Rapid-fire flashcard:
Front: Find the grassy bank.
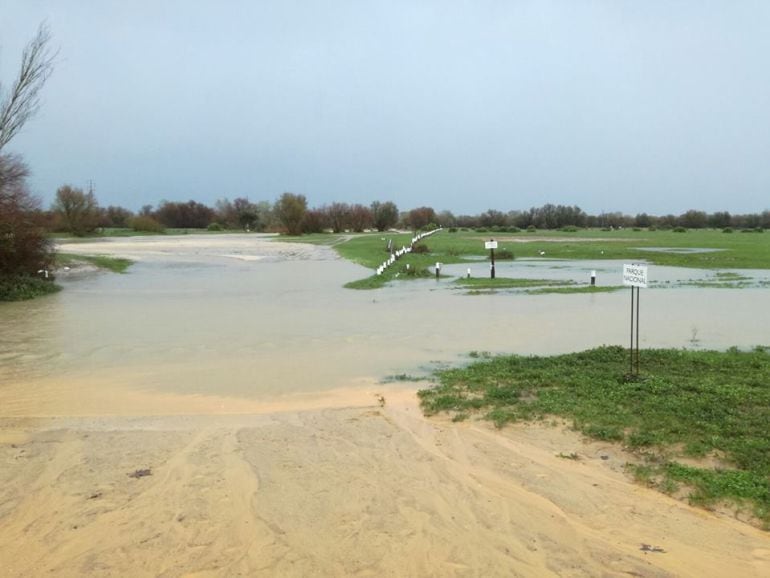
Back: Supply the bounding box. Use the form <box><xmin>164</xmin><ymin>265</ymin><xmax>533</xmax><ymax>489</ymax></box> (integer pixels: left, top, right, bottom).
<box><xmin>0</xmin><ymin>275</ymin><xmax>61</xmax><ymax>301</ymax></box>
<box><xmin>418</xmin><ymin>346</ymin><xmax>770</xmax><ymax>526</ymax></box>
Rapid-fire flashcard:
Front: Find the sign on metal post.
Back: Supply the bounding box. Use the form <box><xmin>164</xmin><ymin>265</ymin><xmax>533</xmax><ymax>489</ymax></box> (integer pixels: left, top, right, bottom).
<box><xmin>622</xmin><ymin>264</ymin><xmax>648</xmax><ymax>288</ymax></box>
<box><xmin>623</xmin><ymin>264</ymin><xmax>647</xmax><ymax>376</ymax></box>
<box><xmin>485</xmin><ymin>240</ymin><xmax>497</xmax><ymax>278</ymax></box>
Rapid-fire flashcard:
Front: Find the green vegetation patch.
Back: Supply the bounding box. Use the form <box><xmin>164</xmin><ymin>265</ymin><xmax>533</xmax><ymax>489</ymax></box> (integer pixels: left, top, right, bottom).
<box><xmin>56</xmin><ymin>253</ymin><xmax>133</xmax><ymax>273</ymax></box>
<box><xmin>0</xmin><ymin>275</ymin><xmax>61</xmax><ymax>301</ymax></box>
<box><xmin>344</xmin><ymin>262</ymin><xmax>435</xmax><ymax>290</ymax></box>
<box><xmin>674</xmin><ymin>270</ymin><xmax>762</xmax><ymax>289</ymax></box>
<box><xmin>418</xmin><ymin>345</ymin><xmax>770</xmax><ymax>525</ymax></box>
<box><xmin>287</xmin><ymin>228</ymin><xmax>770</xmax><ymax>289</ymax></box>
<box><xmin>455</xmin><ymin>278</ymin><xmax>574</xmax><ymax>290</ymax></box>
<box><xmin>525</xmin><ymin>285</ymin><xmax>625</xmax><ymax>295</ymax></box>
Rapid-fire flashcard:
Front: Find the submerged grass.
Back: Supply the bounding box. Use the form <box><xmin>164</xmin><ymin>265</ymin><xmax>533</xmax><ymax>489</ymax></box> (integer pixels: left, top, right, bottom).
<box><xmin>525</xmin><ymin>285</ymin><xmax>625</xmax><ymax>295</ymax></box>
<box><xmin>418</xmin><ymin>345</ymin><xmax>770</xmax><ymax>525</ymax></box>
<box><xmin>454</xmin><ymin>278</ymin><xmax>575</xmax><ymax>289</ymax></box>
<box><xmin>56</xmin><ymin>253</ymin><xmax>133</xmax><ymax>273</ymax></box>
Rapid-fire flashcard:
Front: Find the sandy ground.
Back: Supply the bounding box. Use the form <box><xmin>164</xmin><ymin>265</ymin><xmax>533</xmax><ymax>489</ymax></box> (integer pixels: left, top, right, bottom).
<box><xmin>1</xmin><ymin>387</ymin><xmax>769</xmax><ymax>578</ymax></box>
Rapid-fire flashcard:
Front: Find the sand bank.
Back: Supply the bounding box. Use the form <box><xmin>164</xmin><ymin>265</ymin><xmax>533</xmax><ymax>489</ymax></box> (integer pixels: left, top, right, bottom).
<box><xmin>1</xmin><ymin>387</ymin><xmax>768</xmax><ymax>577</ymax></box>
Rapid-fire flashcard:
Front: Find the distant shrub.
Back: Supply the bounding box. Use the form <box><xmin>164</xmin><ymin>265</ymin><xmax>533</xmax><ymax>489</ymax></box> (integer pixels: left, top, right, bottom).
<box><xmin>601</xmin><ymin>227</ymin><xmax>612</xmax><ymax>232</ymax></box>
<box><xmin>560</xmin><ymin>226</ymin><xmax>579</xmax><ymax>232</ymax></box>
<box><xmin>475</xmin><ymin>227</ymin><xmax>488</xmax><ymax>233</ymax></box>
<box><xmin>130</xmin><ymin>215</ymin><xmax>165</xmax><ymax>233</ymax></box>
<box><xmin>495</xmin><ymin>248</ymin><xmax>515</xmax><ymax>260</ymax></box>
<box><xmin>741</xmin><ymin>227</ymin><xmax>764</xmax><ymax>233</ymax></box>
<box><xmin>648</xmin><ymin>226</ymin><xmax>657</xmax><ymax>231</ymax></box>
<box><xmin>673</xmin><ymin>226</ymin><xmax>687</xmax><ymax>233</ymax></box>
<box><xmin>526</xmin><ymin>225</ymin><xmax>536</xmax><ymax>232</ymax></box>
<box><xmin>506</xmin><ymin>226</ymin><xmax>521</xmax><ymax>233</ymax></box>
<box><xmin>632</xmin><ymin>227</ymin><xmax>642</xmax><ymax>232</ymax></box>
<box><xmin>448</xmin><ymin>227</ymin><xmax>458</xmax><ymax>233</ymax></box>
<box><xmin>412</xmin><ymin>243</ymin><xmax>430</xmax><ymax>254</ymax></box>
<box><xmin>723</xmin><ymin>227</ymin><xmax>734</xmax><ymax>234</ymax></box>
<box><xmin>207</xmin><ymin>222</ymin><xmax>223</xmax><ymax>231</ymax></box>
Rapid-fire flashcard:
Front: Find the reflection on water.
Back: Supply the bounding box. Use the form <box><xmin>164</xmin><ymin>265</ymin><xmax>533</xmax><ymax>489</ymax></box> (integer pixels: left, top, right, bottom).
<box><xmin>1</xmin><ymin>235</ymin><xmax>768</xmax><ymax>413</ymax></box>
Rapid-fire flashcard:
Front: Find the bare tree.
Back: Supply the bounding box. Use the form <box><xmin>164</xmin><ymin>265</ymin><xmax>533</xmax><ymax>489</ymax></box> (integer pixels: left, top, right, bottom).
<box><xmin>0</xmin><ymin>23</ymin><xmax>56</xmax><ymax>153</ymax></box>
<box><xmin>53</xmin><ymin>185</ymin><xmax>100</xmax><ymax>236</ymax></box>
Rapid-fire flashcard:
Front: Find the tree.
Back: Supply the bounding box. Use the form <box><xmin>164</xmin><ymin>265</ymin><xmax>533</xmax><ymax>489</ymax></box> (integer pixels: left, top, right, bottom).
<box><xmin>479</xmin><ymin>209</ymin><xmax>507</xmax><ymax>228</ymax></box>
<box><xmin>0</xmin><ymin>154</ymin><xmax>53</xmax><ymax>276</ymax></box>
<box><xmin>232</xmin><ymin>197</ymin><xmax>259</xmax><ymax>230</ymax></box>
<box><xmin>301</xmin><ymin>208</ymin><xmax>328</xmax><ymax>234</ymax></box>
<box><xmin>102</xmin><ymin>205</ymin><xmax>134</xmax><ymax>227</ymax></box>
<box><xmin>371</xmin><ymin>201</ymin><xmax>399</xmax><ymax>231</ymax></box>
<box><xmin>155</xmin><ymin>200</ymin><xmax>215</xmax><ymax>228</ymax></box>
<box><xmin>0</xmin><ymin>24</ymin><xmax>56</xmax><ymax>153</ymax></box>
<box><xmin>348</xmin><ymin>204</ymin><xmax>373</xmax><ymax>232</ymax></box>
<box><xmin>53</xmin><ymin>184</ymin><xmax>100</xmax><ymax>236</ymax></box>
<box><xmin>274</xmin><ymin>192</ymin><xmax>307</xmax><ymax>235</ymax></box>
<box><xmin>406</xmin><ymin>206</ymin><xmax>436</xmax><ymax>231</ymax></box>
<box><xmin>708</xmin><ymin>211</ymin><xmax>732</xmax><ymax>229</ymax></box>
<box><xmin>678</xmin><ymin>209</ymin><xmax>708</xmax><ymax>229</ymax></box>
<box><xmin>215</xmin><ymin>197</ymin><xmax>259</xmax><ymax>230</ymax></box>
<box><xmin>325</xmin><ymin>202</ymin><xmax>351</xmax><ymax>233</ymax></box>
<box><xmin>0</xmin><ymin>24</ymin><xmax>56</xmax><ymax>295</ymax></box>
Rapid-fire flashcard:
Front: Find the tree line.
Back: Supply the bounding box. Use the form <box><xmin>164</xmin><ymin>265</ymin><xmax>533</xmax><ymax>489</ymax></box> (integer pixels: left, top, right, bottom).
<box><xmin>39</xmin><ymin>189</ymin><xmax>770</xmax><ymax>237</ymax></box>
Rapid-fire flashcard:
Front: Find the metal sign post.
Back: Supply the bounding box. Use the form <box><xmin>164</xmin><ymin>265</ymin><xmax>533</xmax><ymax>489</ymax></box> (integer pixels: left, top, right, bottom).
<box><xmin>622</xmin><ymin>264</ymin><xmax>648</xmax><ymax>376</ymax></box>
<box><xmin>485</xmin><ymin>240</ymin><xmax>497</xmax><ymax>279</ymax></box>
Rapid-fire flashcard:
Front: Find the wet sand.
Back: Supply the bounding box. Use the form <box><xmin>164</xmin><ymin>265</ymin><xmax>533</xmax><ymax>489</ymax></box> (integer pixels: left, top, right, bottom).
<box><xmin>2</xmin><ymin>235</ymin><xmax>769</xmax><ymax>576</ymax></box>
<box><xmin>1</xmin><ymin>388</ymin><xmax>769</xmax><ymax>577</ymax></box>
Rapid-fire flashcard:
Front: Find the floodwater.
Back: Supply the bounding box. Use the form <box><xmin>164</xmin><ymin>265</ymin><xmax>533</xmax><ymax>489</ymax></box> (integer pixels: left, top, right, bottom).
<box><xmin>1</xmin><ymin>234</ymin><xmax>768</xmax><ymax>415</ymax></box>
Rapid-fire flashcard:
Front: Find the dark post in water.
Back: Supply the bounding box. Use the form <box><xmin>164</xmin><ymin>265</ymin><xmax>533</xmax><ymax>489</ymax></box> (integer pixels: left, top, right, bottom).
<box><xmin>489</xmin><ymin>239</ymin><xmax>496</xmax><ymax>279</ymax></box>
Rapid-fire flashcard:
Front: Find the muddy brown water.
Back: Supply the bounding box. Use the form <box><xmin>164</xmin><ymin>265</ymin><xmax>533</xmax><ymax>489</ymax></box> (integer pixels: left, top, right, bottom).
<box><xmin>1</xmin><ymin>234</ymin><xmax>767</xmax><ymax>415</ymax></box>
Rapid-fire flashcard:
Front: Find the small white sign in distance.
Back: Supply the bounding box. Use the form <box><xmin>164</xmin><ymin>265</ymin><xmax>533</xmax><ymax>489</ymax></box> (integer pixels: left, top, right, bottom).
<box><xmin>485</xmin><ymin>241</ymin><xmax>498</xmax><ymax>250</ymax></box>
<box><xmin>623</xmin><ymin>264</ymin><xmax>648</xmax><ymax>288</ymax></box>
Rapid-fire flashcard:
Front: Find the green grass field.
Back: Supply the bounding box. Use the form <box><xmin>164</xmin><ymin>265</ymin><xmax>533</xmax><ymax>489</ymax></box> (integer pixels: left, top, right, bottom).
<box><xmin>418</xmin><ymin>345</ymin><xmax>770</xmax><ymax>527</ymax></box>
<box><xmin>290</xmin><ymin>227</ymin><xmax>770</xmax><ymax>289</ymax></box>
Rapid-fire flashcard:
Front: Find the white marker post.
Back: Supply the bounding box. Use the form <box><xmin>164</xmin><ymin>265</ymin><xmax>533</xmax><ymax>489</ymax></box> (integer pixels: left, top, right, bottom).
<box><xmin>485</xmin><ymin>240</ymin><xmax>498</xmax><ymax>279</ymax></box>
<box><xmin>622</xmin><ymin>264</ymin><xmax>648</xmax><ymax>376</ymax></box>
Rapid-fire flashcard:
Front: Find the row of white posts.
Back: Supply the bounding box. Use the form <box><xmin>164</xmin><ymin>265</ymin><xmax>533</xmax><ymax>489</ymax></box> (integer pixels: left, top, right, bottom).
<box><xmin>375</xmin><ymin>228</ymin><xmax>443</xmax><ymax>276</ymax></box>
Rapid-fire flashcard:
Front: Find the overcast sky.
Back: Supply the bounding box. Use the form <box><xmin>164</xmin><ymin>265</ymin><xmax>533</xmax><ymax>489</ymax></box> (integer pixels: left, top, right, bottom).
<box><xmin>2</xmin><ymin>1</ymin><xmax>769</xmax><ymax>215</ymax></box>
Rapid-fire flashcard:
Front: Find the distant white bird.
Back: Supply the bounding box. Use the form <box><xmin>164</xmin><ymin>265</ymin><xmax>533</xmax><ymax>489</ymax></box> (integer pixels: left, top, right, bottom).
<box><xmin>539</xmin><ymin>250</ymin><xmax>546</xmax><ymax>256</ymax></box>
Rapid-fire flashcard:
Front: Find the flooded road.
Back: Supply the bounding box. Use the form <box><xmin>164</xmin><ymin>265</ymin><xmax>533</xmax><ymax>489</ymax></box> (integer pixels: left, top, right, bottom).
<box><xmin>1</xmin><ymin>234</ymin><xmax>767</xmax><ymax>415</ymax></box>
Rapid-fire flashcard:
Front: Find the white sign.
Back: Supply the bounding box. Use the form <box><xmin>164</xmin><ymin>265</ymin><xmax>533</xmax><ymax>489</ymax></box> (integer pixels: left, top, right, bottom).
<box><xmin>623</xmin><ymin>264</ymin><xmax>648</xmax><ymax>288</ymax></box>
<box><xmin>485</xmin><ymin>241</ymin><xmax>498</xmax><ymax>250</ymax></box>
